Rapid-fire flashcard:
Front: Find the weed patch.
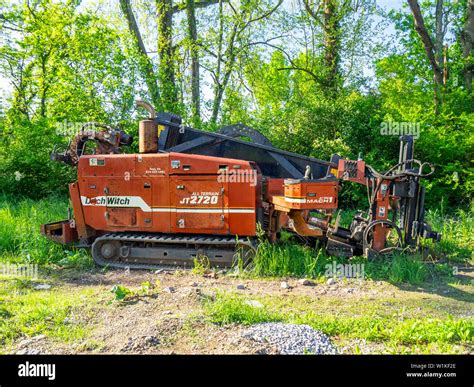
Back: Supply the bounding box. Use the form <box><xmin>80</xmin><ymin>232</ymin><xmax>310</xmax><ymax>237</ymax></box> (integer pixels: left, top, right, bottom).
<box><xmin>0</xmin><ymin>276</ymin><xmax>93</xmax><ymax>349</ymax></box>
<box><xmin>204</xmin><ymin>293</ymin><xmax>282</xmax><ymax>325</ymax></box>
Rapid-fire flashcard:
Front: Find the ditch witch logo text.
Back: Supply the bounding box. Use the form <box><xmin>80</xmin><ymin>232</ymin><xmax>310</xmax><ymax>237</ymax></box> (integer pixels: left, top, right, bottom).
<box><xmin>18</xmin><ymin>362</ymin><xmax>56</xmax><ymax>381</ymax></box>
<box><xmin>84</xmin><ymin>196</ymin><xmax>131</xmax><ymax>206</ymax></box>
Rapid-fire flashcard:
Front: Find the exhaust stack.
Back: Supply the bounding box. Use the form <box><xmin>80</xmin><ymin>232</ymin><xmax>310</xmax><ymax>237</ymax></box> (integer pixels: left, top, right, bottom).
<box><xmin>136</xmin><ymin>100</ymin><xmax>158</xmax><ymax>153</ymax></box>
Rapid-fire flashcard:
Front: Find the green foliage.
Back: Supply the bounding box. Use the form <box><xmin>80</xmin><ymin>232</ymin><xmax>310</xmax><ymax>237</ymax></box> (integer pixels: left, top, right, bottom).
<box><xmin>220</xmin><ymin>1</ymin><xmax>472</xmax><ymax>209</ymax></box>
<box><xmin>415</xmin><ymin>113</ymin><xmax>474</xmax><ymax>207</ymax></box>
<box><xmin>0</xmin><ymin>194</ymin><xmax>83</xmax><ymax>265</ymax></box>
<box><xmin>250</xmin><ymin>239</ymin><xmax>459</xmax><ymax>286</ymax></box>
<box><xmin>110</xmin><ymin>280</ymin><xmax>162</xmax><ymax>301</ymax></box>
<box><xmin>0</xmin><ymin>119</ymin><xmax>75</xmax><ymax>198</ymax></box>
<box><xmin>391</xmin><ymin>317</ymin><xmax>473</xmax><ymax>345</ymax></box>
<box><xmin>297</xmin><ymin>313</ymin><xmax>473</xmax><ymax>345</ymax></box>
<box><xmin>0</xmin><ymin>0</ymin><xmax>471</xmax><ymax>208</ymax></box>
<box><xmin>371</xmin><ymin>2</ymin><xmax>474</xmax><ymax>207</ymax></box>
<box><xmin>0</xmin><ymin>1</ymin><xmax>471</xmax><ymax>285</ymax></box>
<box><xmin>192</xmin><ymin>255</ymin><xmax>212</xmax><ymax>275</ymax></box>
<box><xmin>110</xmin><ymin>285</ymin><xmax>132</xmax><ymax>301</ymax></box>
<box><xmin>0</xmin><ymin>0</ymin><xmax>141</xmax><ymax>198</ymax></box>
<box><xmin>231</xmin><ymin>46</ymin><xmax>473</xmax><ymax>207</ymax></box>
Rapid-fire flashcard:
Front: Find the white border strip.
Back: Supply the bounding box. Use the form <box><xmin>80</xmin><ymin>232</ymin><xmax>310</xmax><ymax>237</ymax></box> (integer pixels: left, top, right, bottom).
<box><xmin>81</xmin><ymin>196</ymin><xmax>254</xmax><ymax>214</ymax></box>
<box><xmin>285</xmin><ymin>197</ymin><xmax>307</xmax><ymax>203</ymax></box>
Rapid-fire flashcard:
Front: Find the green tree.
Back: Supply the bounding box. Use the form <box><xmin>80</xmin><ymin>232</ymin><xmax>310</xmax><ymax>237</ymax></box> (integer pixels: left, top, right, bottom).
<box><xmin>0</xmin><ymin>0</ymin><xmax>140</xmax><ymax>197</ymax></box>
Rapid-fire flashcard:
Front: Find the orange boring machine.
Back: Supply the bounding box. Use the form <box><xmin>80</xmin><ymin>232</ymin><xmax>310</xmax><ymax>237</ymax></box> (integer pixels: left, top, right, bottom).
<box><xmin>41</xmin><ymin>101</ymin><xmax>440</xmax><ymax>269</ymax></box>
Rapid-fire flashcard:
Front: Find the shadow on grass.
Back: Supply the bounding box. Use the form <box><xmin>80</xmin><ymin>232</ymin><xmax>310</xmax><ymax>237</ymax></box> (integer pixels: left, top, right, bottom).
<box><xmin>383</xmin><ymin>262</ymin><xmax>473</xmax><ymax>303</ymax></box>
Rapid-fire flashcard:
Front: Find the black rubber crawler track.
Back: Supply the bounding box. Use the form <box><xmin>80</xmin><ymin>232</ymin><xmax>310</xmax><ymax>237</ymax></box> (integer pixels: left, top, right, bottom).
<box><xmin>91</xmin><ymin>232</ymin><xmax>256</xmax><ymax>270</ymax></box>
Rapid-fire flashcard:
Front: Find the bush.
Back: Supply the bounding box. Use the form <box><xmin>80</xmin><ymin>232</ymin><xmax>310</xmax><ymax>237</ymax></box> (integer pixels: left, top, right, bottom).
<box><xmin>0</xmin><ymin>119</ymin><xmax>75</xmax><ymax>199</ymax></box>
<box><xmin>0</xmin><ymin>194</ymin><xmax>75</xmax><ymax>265</ymax></box>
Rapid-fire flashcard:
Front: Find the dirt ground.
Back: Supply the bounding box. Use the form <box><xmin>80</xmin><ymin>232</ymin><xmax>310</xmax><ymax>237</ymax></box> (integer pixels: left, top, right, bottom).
<box><xmin>8</xmin><ymin>267</ymin><xmax>474</xmax><ymax>355</ymax></box>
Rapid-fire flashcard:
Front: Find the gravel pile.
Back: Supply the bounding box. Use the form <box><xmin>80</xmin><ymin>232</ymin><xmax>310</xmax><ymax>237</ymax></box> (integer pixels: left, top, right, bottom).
<box><xmin>121</xmin><ymin>335</ymin><xmax>160</xmax><ymax>352</ymax></box>
<box><xmin>242</xmin><ymin>323</ymin><xmax>337</xmax><ymax>355</ymax></box>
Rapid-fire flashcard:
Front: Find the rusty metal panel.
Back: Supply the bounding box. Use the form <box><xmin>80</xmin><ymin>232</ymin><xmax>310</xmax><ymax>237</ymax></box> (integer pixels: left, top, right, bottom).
<box><xmin>40</xmin><ymin>220</ymin><xmax>78</xmax><ymax>244</ymax></box>
<box><xmin>170</xmin><ymin>176</ymin><xmax>226</xmax><ymax>231</ymax></box>
<box><xmin>106</xmin><ymin>208</ymin><xmax>137</xmax><ymax>227</ymax></box>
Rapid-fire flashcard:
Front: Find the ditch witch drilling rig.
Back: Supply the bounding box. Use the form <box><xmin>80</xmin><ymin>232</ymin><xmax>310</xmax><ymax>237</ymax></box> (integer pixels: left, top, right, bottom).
<box><xmin>41</xmin><ymin>101</ymin><xmax>440</xmax><ymax>269</ymax></box>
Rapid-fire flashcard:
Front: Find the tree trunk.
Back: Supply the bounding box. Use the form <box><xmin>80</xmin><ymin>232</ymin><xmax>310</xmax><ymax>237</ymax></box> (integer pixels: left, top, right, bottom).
<box><xmin>119</xmin><ymin>0</ymin><xmax>162</xmax><ymax>109</ymax></box>
<box><xmin>185</xmin><ymin>0</ymin><xmax>201</xmax><ymax>125</ymax></box>
<box><xmin>303</xmin><ymin>0</ymin><xmax>339</xmax><ymax>94</ymax></box>
<box><xmin>211</xmin><ymin>19</ymin><xmax>238</xmax><ymax>125</ymax></box>
<box><xmin>210</xmin><ymin>0</ymin><xmax>225</xmax><ymax>125</ymax></box>
<box><xmin>443</xmin><ymin>43</ymin><xmax>448</xmax><ymax>86</ymax></box>
<box><xmin>407</xmin><ymin>0</ymin><xmax>444</xmax><ymax>112</ymax></box>
<box><xmin>323</xmin><ymin>0</ymin><xmax>339</xmax><ymax>94</ymax></box>
<box><xmin>461</xmin><ymin>0</ymin><xmax>474</xmax><ymax>94</ymax></box>
<box><xmin>211</xmin><ymin>84</ymin><xmax>224</xmax><ymax>125</ymax></box>
<box><xmin>157</xmin><ymin>0</ymin><xmax>178</xmax><ymax>111</ymax></box>
<box><xmin>435</xmin><ymin>0</ymin><xmax>444</xmax><ymax>86</ymax></box>
<box><xmin>39</xmin><ymin>51</ymin><xmax>48</xmax><ymax>118</ymax></box>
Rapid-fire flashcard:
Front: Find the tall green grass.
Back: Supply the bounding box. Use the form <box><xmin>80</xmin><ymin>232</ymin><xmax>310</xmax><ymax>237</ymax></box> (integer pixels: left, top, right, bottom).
<box><xmin>364</xmin><ymin>252</ymin><xmax>459</xmax><ymax>285</ymax></box>
<box><xmin>364</xmin><ymin>253</ymin><xmax>429</xmax><ymax>284</ymax></box>
<box><xmin>0</xmin><ymin>195</ymin><xmax>90</xmax><ymax>266</ymax></box>
<box><xmin>249</xmin><ymin>240</ymin><xmax>338</xmax><ymax>278</ymax></box>
<box><xmin>425</xmin><ymin>208</ymin><xmax>473</xmax><ymax>263</ymax></box>
<box><xmin>248</xmin><ymin>239</ymin><xmax>453</xmax><ymax>285</ymax></box>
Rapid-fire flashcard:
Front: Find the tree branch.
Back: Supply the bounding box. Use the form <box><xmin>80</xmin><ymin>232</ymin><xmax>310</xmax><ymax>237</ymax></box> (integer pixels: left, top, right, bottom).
<box><xmin>172</xmin><ymin>0</ymin><xmax>227</xmax><ymax>13</ymax></box>
<box><xmin>407</xmin><ymin>0</ymin><xmax>443</xmax><ymax>84</ymax></box>
<box><xmin>302</xmin><ymin>0</ymin><xmax>323</xmax><ymax>25</ymax></box>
